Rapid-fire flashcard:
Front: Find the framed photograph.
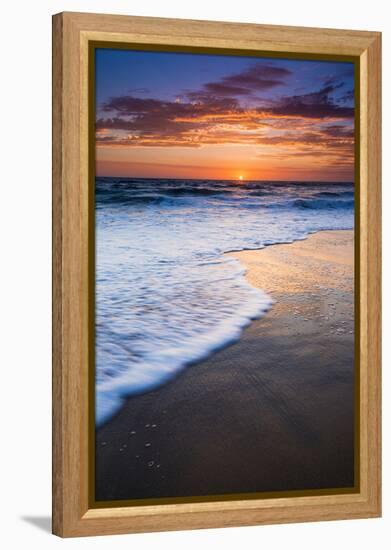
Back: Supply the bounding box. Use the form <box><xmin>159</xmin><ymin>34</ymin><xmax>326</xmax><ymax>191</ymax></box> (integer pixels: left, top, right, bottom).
<box><xmin>52</xmin><ymin>12</ymin><xmax>381</xmax><ymax>537</ymax></box>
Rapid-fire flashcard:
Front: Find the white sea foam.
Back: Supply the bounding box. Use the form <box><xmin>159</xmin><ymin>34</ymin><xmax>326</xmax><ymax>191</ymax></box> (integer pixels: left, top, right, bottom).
<box><xmin>95</xmin><ymin>179</ymin><xmax>354</xmax><ymax>426</ymax></box>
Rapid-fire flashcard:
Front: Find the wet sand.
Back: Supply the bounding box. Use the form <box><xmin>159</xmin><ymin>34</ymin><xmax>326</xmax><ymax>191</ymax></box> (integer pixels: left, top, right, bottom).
<box><xmin>95</xmin><ymin>230</ymin><xmax>355</xmax><ymax>501</ymax></box>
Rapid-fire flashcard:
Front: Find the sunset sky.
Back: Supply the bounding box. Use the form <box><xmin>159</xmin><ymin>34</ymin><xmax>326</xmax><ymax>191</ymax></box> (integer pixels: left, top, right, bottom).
<box><xmin>95</xmin><ymin>49</ymin><xmax>355</xmax><ymax>181</ymax></box>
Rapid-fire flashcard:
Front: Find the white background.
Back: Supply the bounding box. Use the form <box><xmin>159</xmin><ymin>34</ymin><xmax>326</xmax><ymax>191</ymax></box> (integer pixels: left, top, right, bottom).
<box><xmin>0</xmin><ymin>0</ymin><xmax>389</xmax><ymax>547</ymax></box>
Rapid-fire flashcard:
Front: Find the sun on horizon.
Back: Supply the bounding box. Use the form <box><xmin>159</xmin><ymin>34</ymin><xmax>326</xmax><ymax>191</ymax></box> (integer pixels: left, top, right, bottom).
<box><xmin>95</xmin><ymin>49</ymin><xmax>355</xmax><ymax>182</ymax></box>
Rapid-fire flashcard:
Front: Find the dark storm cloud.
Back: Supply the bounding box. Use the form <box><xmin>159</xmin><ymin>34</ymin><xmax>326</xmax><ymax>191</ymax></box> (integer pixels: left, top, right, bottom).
<box><xmin>97</xmin><ymin>66</ymin><xmax>354</xmax><ymax>148</ymax></box>
<box><xmin>187</xmin><ymin>63</ymin><xmax>292</xmax><ymax>100</ymax></box>
<box><xmin>264</xmin><ymin>83</ymin><xmax>354</xmax><ymax>119</ymax></box>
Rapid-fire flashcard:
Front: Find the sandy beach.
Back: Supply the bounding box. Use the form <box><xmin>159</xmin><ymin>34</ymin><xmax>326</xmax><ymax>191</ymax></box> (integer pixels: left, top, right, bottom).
<box><xmin>95</xmin><ymin>229</ymin><xmax>355</xmax><ymax>501</ymax></box>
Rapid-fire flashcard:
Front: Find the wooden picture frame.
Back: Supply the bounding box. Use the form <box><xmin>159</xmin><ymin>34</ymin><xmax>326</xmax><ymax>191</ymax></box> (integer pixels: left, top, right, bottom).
<box><xmin>52</xmin><ymin>11</ymin><xmax>381</xmax><ymax>537</ymax></box>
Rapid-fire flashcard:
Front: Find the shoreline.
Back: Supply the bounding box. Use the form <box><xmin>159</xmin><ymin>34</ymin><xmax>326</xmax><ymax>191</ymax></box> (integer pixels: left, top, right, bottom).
<box><xmin>96</xmin><ymin>229</ymin><xmax>355</xmax><ymax>501</ymax></box>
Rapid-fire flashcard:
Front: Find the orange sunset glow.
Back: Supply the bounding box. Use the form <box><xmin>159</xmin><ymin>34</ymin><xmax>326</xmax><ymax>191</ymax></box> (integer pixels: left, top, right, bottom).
<box><xmin>95</xmin><ymin>50</ymin><xmax>355</xmax><ymax>182</ymax></box>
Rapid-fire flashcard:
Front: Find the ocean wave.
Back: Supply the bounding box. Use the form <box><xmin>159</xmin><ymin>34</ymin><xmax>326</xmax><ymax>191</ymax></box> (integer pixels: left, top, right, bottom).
<box><xmin>96</xmin><ymin>280</ymin><xmax>273</xmax><ymax>426</ymax></box>
<box><xmin>315</xmin><ymin>190</ymin><xmax>354</xmax><ymax>198</ymax></box>
<box><xmin>293</xmin><ymin>198</ymin><xmax>354</xmax><ymax>210</ymax></box>
<box><xmin>95</xmin><ymin>178</ymin><xmax>354</xmax><ymax>426</ymax></box>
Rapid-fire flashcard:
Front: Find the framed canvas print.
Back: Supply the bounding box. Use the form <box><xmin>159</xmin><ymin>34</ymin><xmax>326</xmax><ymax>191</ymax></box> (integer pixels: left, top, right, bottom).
<box><xmin>52</xmin><ymin>12</ymin><xmax>381</xmax><ymax>537</ymax></box>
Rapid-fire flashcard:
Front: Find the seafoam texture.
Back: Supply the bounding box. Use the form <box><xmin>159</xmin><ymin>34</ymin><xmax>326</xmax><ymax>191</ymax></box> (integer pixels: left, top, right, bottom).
<box><xmin>95</xmin><ymin>179</ymin><xmax>354</xmax><ymax>425</ymax></box>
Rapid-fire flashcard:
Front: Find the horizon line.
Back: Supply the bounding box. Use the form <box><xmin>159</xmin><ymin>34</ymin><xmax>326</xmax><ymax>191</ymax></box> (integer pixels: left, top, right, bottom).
<box><xmin>95</xmin><ymin>175</ymin><xmax>354</xmax><ymax>184</ymax></box>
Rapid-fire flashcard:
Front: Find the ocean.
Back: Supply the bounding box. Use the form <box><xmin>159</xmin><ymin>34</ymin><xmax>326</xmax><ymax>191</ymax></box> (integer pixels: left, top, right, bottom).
<box><xmin>95</xmin><ymin>178</ymin><xmax>354</xmax><ymax>425</ymax></box>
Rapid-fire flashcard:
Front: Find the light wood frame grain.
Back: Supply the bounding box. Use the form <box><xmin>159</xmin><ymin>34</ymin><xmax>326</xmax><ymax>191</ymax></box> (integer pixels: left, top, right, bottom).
<box><xmin>52</xmin><ymin>11</ymin><xmax>381</xmax><ymax>537</ymax></box>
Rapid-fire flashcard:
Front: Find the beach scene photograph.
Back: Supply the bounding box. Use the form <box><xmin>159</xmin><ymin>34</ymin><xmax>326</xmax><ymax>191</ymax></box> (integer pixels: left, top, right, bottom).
<box><xmin>94</xmin><ymin>47</ymin><xmax>356</xmax><ymax>502</ymax></box>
